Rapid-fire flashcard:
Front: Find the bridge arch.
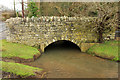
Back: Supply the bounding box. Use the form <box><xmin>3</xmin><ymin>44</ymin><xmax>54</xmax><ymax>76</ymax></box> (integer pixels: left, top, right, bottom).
<box><xmin>40</xmin><ymin>38</ymin><xmax>81</xmax><ymax>52</ymax></box>
<box><xmin>44</xmin><ymin>40</ymin><xmax>81</xmax><ymax>52</ymax></box>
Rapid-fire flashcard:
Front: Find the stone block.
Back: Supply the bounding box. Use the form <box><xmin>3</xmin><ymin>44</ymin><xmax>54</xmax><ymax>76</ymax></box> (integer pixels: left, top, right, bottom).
<box><xmin>81</xmin><ymin>43</ymin><xmax>99</xmax><ymax>52</ymax></box>
<box><xmin>116</xmin><ymin>37</ymin><xmax>120</xmax><ymax>41</ymax></box>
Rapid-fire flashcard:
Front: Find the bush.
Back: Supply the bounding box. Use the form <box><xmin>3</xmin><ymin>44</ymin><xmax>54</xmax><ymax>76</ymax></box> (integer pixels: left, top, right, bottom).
<box><xmin>27</xmin><ymin>1</ymin><xmax>39</xmax><ymax>18</ymax></box>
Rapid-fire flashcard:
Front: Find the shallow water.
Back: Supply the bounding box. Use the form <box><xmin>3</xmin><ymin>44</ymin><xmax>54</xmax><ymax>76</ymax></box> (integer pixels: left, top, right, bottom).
<box><xmin>24</xmin><ymin>50</ymin><xmax>118</xmax><ymax>78</ymax></box>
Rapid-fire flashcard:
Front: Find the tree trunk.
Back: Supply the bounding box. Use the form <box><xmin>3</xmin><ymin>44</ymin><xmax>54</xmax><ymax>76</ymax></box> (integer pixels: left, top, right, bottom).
<box><xmin>14</xmin><ymin>0</ymin><xmax>16</xmax><ymax>16</ymax></box>
<box><xmin>22</xmin><ymin>0</ymin><xmax>24</xmax><ymax>18</ymax></box>
<box><xmin>98</xmin><ymin>30</ymin><xmax>103</xmax><ymax>43</ymax></box>
<box><xmin>97</xmin><ymin>22</ymin><xmax>104</xmax><ymax>43</ymax></box>
<box><xmin>97</xmin><ymin>25</ymin><xmax>103</xmax><ymax>43</ymax></box>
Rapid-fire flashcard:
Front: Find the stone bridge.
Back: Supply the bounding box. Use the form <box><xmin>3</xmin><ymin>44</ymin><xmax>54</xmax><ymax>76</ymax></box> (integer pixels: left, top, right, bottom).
<box><xmin>5</xmin><ymin>16</ymin><xmax>114</xmax><ymax>52</ymax></box>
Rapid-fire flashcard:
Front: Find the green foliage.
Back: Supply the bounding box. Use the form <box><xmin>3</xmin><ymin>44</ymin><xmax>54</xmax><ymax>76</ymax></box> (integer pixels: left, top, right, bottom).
<box><xmin>27</xmin><ymin>1</ymin><xmax>39</xmax><ymax>18</ymax></box>
<box><xmin>1</xmin><ymin>61</ymin><xmax>43</xmax><ymax>77</ymax></box>
<box><xmin>1</xmin><ymin>39</ymin><xmax>40</xmax><ymax>59</ymax></box>
<box><xmin>87</xmin><ymin>40</ymin><xmax>119</xmax><ymax>61</ymax></box>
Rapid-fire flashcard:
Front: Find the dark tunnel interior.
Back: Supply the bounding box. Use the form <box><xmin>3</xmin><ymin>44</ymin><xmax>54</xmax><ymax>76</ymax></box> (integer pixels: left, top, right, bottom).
<box><xmin>44</xmin><ymin>40</ymin><xmax>81</xmax><ymax>52</ymax></box>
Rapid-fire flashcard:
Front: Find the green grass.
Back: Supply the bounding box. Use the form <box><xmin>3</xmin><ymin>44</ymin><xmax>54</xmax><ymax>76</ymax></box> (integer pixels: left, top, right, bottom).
<box><xmin>1</xmin><ymin>61</ymin><xmax>43</xmax><ymax>77</ymax></box>
<box><xmin>87</xmin><ymin>40</ymin><xmax>119</xmax><ymax>61</ymax></box>
<box><xmin>1</xmin><ymin>40</ymin><xmax>40</xmax><ymax>59</ymax></box>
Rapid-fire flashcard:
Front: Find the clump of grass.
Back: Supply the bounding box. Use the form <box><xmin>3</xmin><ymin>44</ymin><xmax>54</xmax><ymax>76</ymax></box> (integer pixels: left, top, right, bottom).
<box><xmin>87</xmin><ymin>40</ymin><xmax>119</xmax><ymax>61</ymax></box>
<box><xmin>1</xmin><ymin>61</ymin><xmax>43</xmax><ymax>77</ymax></box>
<box><xmin>1</xmin><ymin>40</ymin><xmax>40</xmax><ymax>59</ymax></box>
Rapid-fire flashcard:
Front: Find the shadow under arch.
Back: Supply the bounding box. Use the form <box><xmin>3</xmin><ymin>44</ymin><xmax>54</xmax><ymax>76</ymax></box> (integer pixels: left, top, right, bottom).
<box><xmin>44</xmin><ymin>40</ymin><xmax>81</xmax><ymax>52</ymax></box>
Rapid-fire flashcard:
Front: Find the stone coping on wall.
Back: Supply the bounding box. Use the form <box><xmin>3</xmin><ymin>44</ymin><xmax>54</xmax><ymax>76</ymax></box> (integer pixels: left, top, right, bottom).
<box><xmin>5</xmin><ymin>16</ymin><xmax>97</xmax><ymax>23</ymax></box>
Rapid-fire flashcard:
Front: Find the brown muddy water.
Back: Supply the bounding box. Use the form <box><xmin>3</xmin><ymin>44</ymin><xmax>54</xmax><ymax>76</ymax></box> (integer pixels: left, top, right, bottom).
<box><xmin>24</xmin><ymin>50</ymin><xmax>118</xmax><ymax>78</ymax></box>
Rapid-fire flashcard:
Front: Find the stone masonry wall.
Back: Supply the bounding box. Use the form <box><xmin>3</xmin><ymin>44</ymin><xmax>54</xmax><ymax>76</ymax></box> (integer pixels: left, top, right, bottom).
<box><xmin>5</xmin><ymin>16</ymin><xmax>115</xmax><ymax>52</ymax></box>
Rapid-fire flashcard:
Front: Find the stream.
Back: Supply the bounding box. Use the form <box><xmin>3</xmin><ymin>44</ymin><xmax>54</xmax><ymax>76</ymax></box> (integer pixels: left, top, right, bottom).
<box><xmin>24</xmin><ymin>50</ymin><xmax>118</xmax><ymax>78</ymax></box>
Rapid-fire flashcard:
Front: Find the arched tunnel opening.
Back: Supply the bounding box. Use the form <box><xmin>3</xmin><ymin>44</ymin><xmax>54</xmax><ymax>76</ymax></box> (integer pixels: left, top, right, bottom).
<box><xmin>44</xmin><ymin>40</ymin><xmax>81</xmax><ymax>53</ymax></box>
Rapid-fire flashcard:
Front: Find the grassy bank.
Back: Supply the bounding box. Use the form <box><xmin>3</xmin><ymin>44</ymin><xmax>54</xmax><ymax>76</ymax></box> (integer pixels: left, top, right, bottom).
<box><xmin>1</xmin><ymin>40</ymin><xmax>40</xmax><ymax>59</ymax></box>
<box><xmin>87</xmin><ymin>40</ymin><xmax>119</xmax><ymax>61</ymax></box>
<box><xmin>1</xmin><ymin>61</ymin><xmax>43</xmax><ymax>77</ymax></box>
